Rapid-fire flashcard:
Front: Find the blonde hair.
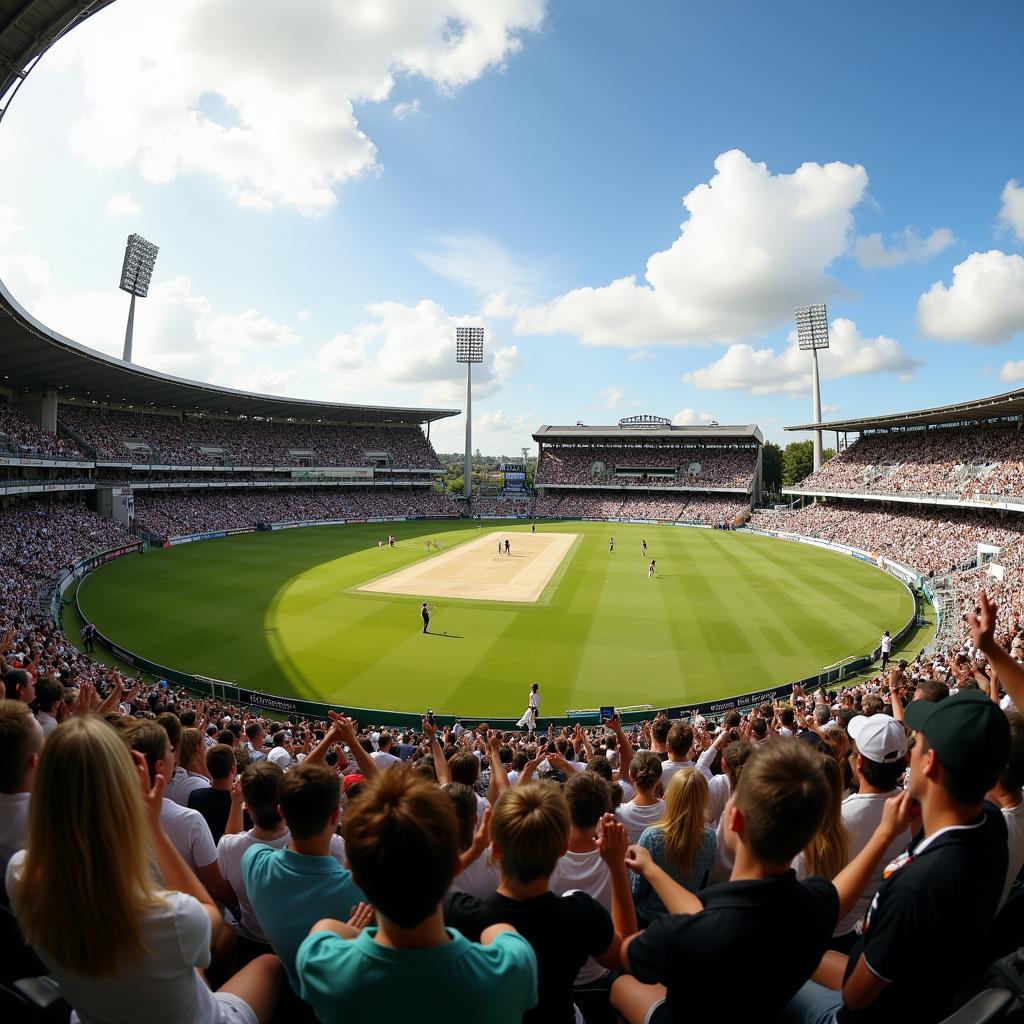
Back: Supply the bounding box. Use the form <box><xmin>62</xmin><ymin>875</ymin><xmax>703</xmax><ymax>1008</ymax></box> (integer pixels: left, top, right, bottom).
<box><xmin>178</xmin><ymin>727</ymin><xmax>205</xmax><ymax>772</ymax></box>
<box><xmin>802</xmin><ymin>754</ymin><xmax>851</xmax><ymax>879</ymax></box>
<box><xmin>13</xmin><ymin>715</ymin><xmax>161</xmax><ymax>976</ymax></box>
<box><xmin>490</xmin><ymin>783</ymin><xmax>570</xmax><ymax>884</ymax></box>
<box><xmin>655</xmin><ymin>768</ymin><xmax>708</xmax><ymax>876</ymax></box>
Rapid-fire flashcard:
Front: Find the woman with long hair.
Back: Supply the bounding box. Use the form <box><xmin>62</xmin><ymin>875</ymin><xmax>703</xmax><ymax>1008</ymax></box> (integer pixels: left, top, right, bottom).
<box><xmin>6</xmin><ymin>715</ymin><xmax>282</xmax><ymax>1024</ymax></box>
<box><xmin>616</xmin><ymin>750</ymin><xmax>665</xmax><ymax>844</ymax></box>
<box><xmin>630</xmin><ymin>767</ymin><xmax>716</xmax><ymax>925</ymax></box>
<box><xmin>794</xmin><ymin>752</ymin><xmax>852</xmax><ymax>880</ymax></box>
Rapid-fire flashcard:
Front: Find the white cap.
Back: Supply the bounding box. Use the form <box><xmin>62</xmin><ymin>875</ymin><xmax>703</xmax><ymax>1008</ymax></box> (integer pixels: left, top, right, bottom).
<box><xmin>848</xmin><ymin>714</ymin><xmax>908</xmax><ymax>764</ymax></box>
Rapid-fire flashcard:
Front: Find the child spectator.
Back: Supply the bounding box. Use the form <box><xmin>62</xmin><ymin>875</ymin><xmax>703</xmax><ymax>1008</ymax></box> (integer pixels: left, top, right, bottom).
<box><xmin>631</xmin><ymin>768</ymin><xmax>716</xmax><ymax>925</ymax></box>
<box><xmin>447</xmin><ymin>782</ymin><xmax>635</xmax><ymax>1023</ymax></box>
<box><xmin>296</xmin><ymin>770</ymin><xmax>537</xmax><ymax>1024</ymax></box>
<box><xmin>613</xmin><ymin>739</ymin><xmax>851</xmax><ymax>1022</ymax></box>
<box><xmin>242</xmin><ymin>761</ymin><xmax>363</xmax><ymax>991</ymax></box>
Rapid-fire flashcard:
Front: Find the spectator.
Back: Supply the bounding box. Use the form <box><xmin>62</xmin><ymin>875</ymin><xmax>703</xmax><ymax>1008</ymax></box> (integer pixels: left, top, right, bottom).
<box><xmin>371</xmin><ymin>732</ymin><xmax>401</xmax><ymax>769</ymax></box>
<box><xmin>793</xmin><ymin>755</ymin><xmax>851</xmax><ymax>882</ymax></box>
<box><xmin>34</xmin><ymin>676</ymin><xmax>63</xmax><ymax>736</ymax></box>
<box><xmin>616</xmin><ymin>751</ymin><xmax>665</xmax><ymax>844</ymax></box>
<box><xmin>188</xmin><ymin>743</ymin><xmax>238</xmax><ymax>844</ymax></box>
<box><xmin>4</xmin><ymin>667</ymin><xmax>35</xmax><ymax>704</ymax></box>
<box><xmin>444</xmin><ymin>782</ymin><xmax>499</xmax><ymax>900</ymax></box>
<box><xmin>0</xmin><ymin>699</ymin><xmax>42</xmax><ymax>873</ymax></box>
<box><xmin>631</xmin><ymin>768</ymin><xmax>716</xmax><ymax>926</ymax></box>
<box><xmin>266</xmin><ymin>730</ymin><xmax>293</xmax><ymax>771</ymax></box>
<box><xmin>296</xmin><ymin>770</ymin><xmax>538</xmax><ymax>1024</ymax></box>
<box><xmin>988</xmin><ymin>711</ymin><xmax>1024</xmax><ymax>911</ymax></box>
<box><xmin>6</xmin><ymin>715</ymin><xmax>282</xmax><ymax>1024</ymax></box>
<box><xmin>783</xmin><ymin>689</ymin><xmax>1011</xmax><ymax>1024</ymax></box>
<box><xmin>613</xmin><ymin>739</ymin><xmax>855</xmax><ymax>1023</ymax></box>
<box><xmin>166</xmin><ymin>726</ymin><xmax>212</xmax><ymax>806</ymax></box>
<box><xmin>242</xmin><ymin>761</ymin><xmax>363</xmax><ymax>991</ymax></box>
<box><xmin>830</xmin><ymin>715</ymin><xmax>911</xmax><ymax>949</ymax></box>
<box><xmin>660</xmin><ymin>722</ymin><xmax>713</xmax><ymax>787</ymax></box>
<box><xmin>245</xmin><ymin>721</ymin><xmax>267</xmax><ymax>762</ymax></box>
<box><xmin>126</xmin><ymin>722</ymin><xmax>234</xmax><ymax>906</ymax></box>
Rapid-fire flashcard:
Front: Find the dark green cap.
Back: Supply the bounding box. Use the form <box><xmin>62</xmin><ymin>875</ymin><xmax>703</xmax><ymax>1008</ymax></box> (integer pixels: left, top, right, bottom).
<box><xmin>905</xmin><ymin>689</ymin><xmax>1010</xmax><ymax>790</ymax></box>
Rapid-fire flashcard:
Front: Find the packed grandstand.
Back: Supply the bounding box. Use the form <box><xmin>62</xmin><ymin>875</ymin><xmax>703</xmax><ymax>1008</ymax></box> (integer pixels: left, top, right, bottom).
<box><xmin>4</xmin><ymin>5</ymin><xmax>1024</xmax><ymax>1024</ymax></box>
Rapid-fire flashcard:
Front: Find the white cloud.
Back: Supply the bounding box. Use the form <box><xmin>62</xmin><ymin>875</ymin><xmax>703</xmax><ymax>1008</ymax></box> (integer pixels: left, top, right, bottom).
<box><xmin>683</xmin><ymin>318</ymin><xmax>922</xmax><ymax>395</ymax></box>
<box><xmin>854</xmin><ymin>226</ymin><xmax>954</xmax><ymax>268</ymax></box>
<box><xmin>601</xmin><ymin>386</ymin><xmax>623</xmax><ymax>410</ymax></box>
<box><xmin>312</xmin><ymin>299</ymin><xmax>519</xmax><ymax>404</ymax></box>
<box><xmin>672</xmin><ymin>409</ymin><xmax>716</xmax><ymax>425</ymax></box>
<box><xmin>104</xmin><ymin>193</ymin><xmax>142</xmax><ymax>217</ymax></box>
<box><xmin>999</xmin><ymin>180</ymin><xmax>1024</xmax><ymax>243</ymax></box>
<box><xmin>392</xmin><ymin>99</ymin><xmax>421</xmax><ymax>120</ymax></box>
<box><xmin>0</xmin><ymin>204</ymin><xmax>18</xmax><ymax>246</ymax></box>
<box><xmin>296</xmin><ymin>309</ymin><xmax>311</xmax><ymax>321</ymax></box>
<box><xmin>999</xmin><ymin>360</ymin><xmax>1024</xmax><ymax>384</ymax></box>
<box><xmin>56</xmin><ymin>0</ymin><xmax>546</xmax><ymax>215</ymax></box>
<box><xmin>413</xmin><ymin>232</ymin><xmax>546</xmax><ymax>303</ymax></box>
<box><xmin>918</xmin><ymin>250</ymin><xmax>1024</xmax><ymax>345</ymax></box>
<box><xmin>515</xmin><ymin>149</ymin><xmax>868</xmax><ymax>347</ymax></box>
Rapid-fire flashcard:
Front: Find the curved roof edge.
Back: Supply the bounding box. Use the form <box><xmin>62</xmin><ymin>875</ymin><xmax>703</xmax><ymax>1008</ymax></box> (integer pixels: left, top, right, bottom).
<box><xmin>785</xmin><ymin>386</ymin><xmax>1024</xmax><ymax>433</ymax></box>
<box><xmin>0</xmin><ymin>0</ymin><xmax>458</xmax><ymax>426</ymax></box>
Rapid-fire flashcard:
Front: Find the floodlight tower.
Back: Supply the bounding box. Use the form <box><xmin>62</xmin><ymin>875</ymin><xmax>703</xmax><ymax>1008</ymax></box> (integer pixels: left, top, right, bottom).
<box><xmin>455</xmin><ymin>326</ymin><xmax>484</xmax><ymax>499</ymax></box>
<box><xmin>794</xmin><ymin>303</ymin><xmax>830</xmax><ymax>471</ymax></box>
<box><xmin>119</xmin><ymin>233</ymin><xmax>159</xmax><ymax>362</ymax></box>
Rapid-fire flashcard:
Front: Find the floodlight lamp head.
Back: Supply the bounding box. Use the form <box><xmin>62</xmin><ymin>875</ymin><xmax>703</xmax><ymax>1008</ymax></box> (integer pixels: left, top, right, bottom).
<box><xmin>455</xmin><ymin>325</ymin><xmax>484</xmax><ymax>364</ymax></box>
<box><xmin>794</xmin><ymin>303</ymin><xmax>830</xmax><ymax>351</ymax></box>
<box><xmin>119</xmin><ymin>233</ymin><xmax>160</xmax><ymax>297</ymax></box>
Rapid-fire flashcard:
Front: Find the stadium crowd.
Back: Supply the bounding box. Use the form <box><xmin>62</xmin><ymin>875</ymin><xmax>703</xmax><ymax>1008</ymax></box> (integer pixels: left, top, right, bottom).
<box><xmin>133</xmin><ymin>488</ymin><xmax>459</xmax><ymax>537</ymax></box>
<box><xmin>754</xmin><ymin>500</ymin><xmax>1024</xmax><ymax>576</ymax></box>
<box><xmin>530</xmin><ymin>490</ymin><xmax>749</xmax><ymax>525</ymax></box>
<box><xmin>536</xmin><ymin>445</ymin><xmax>757</xmax><ymax>490</ymax></box>
<box><xmin>3</xmin><ymin>588</ymin><xmax>1023</xmax><ymax>1024</ymax></box>
<box><xmin>58</xmin><ymin>406</ymin><xmax>442</xmax><ymax>469</ymax></box>
<box><xmin>791</xmin><ymin>424</ymin><xmax>1024</xmax><ymax>502</ymax></box>
<box><xmin>0</xmin><ymin>401</ymin><xmax>85</xmax><ymax>461</ymax></box>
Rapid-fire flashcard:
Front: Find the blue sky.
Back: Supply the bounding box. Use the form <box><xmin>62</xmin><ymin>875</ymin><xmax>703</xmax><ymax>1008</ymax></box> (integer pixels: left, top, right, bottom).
<box><xmin>0</xmin><ymin>0</ymin><xmax>1022</xmax><ymax>455</ymax></box>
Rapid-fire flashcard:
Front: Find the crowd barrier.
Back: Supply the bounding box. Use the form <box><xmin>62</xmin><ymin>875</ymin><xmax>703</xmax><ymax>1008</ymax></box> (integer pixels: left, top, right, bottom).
<box><xmin>64</xmin><ymin>520</ymin><xmax>920</xmax><ymax>728</ymax></box>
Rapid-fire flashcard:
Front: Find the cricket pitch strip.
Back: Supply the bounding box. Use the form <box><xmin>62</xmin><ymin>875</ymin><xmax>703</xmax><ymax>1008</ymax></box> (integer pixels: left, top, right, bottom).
<box><xmin>358</xmin><ymin>531</ymin><xmax>579</xmax><ymax>603</ymax></box>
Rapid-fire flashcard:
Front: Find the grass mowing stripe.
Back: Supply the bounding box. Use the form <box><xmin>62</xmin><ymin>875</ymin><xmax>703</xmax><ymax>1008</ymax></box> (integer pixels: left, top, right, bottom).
<box><xmin>77</xmin><ymin>521</ymin><xmax>924</xmax><ymax>716</ymax></box>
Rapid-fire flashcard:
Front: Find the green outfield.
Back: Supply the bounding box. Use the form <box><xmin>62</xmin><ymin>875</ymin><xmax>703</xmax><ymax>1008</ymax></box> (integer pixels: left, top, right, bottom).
<box><xmin>76</xmin><ymin>520</ymin><xmax>918</xmax><ymax>718</ymax></box>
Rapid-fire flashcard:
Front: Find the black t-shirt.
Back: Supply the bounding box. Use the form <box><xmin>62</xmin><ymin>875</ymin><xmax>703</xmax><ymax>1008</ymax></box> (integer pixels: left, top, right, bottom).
<box><xmin>444</xmin><ymin>889</ymin><xmax>614</xmax><ymax>1024</ymax></box>
<box><xmin>187</xmin><ymin>788</ymin><xmax>250</xmax><ymax>844</ymax></box>
<box><xmin>838</xmin><ymin>804</ymin><xmax>1008</xmax><ymax>1024</ymax></box>
<box><xmin>628</xmin><ymin>872</ymin><xmax>838</xmax><ymax>1021</ymax></box>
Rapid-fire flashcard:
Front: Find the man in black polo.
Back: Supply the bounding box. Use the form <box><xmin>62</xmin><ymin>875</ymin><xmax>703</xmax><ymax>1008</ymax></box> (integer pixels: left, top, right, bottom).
<box><xmin>421</xmin><ymin>602</ymin><xmax>430</xmax><ymax>634</ymax></box>
<box><xmin>783</xmin><ymin>688</ymin><xmax>1011</xmax><ymax>1024</ymax></box>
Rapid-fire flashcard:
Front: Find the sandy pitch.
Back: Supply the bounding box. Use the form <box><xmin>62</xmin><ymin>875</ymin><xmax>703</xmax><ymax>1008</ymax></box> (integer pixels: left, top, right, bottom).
<box><xmin>359</xmin><ymin>531</ymin><xmax>578</xmax><ymax>603</ymax></box>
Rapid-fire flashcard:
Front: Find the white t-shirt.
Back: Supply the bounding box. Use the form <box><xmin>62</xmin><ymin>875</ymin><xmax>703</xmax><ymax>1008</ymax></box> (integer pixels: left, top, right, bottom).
<box><xmin>6</xmin><ymin>851</ymin><xmax>236</xmax><ymax>1024</ymax></box>
<box><xmin>706</xmin><ymin>773</ymin><xmax>731</xmax><ymax>826</ymax></box>
<box><xmin>217</xmin><ymin>830</ymin><xmax>346</xmax><ymax>941</ymax></box>
<box><xmin>708</xmin><ymin>813</ymin><xmax>734</xmax><ymax>885</ymax></box>
<box><xmin>37</xmin><ymin>711</ymin><xmax>59</xmax><ymax>736</ymax></box>
<box><xmin>370</xmin><ymin>750</ymin><xmax>401</xmax><ymax>770</ymax></box>
<box><xmin>661</xmin><ymin>755</ymin><xmax>713</xmax><ymax>789</ymax></box>
<box><xmin>160</xmin><ymin>798</ymin><xmax>218</xmax><ymax>875</ymax></box>
<box><xmin>165</xmin><ymin>768</ymin><xmax>210</xmax><ymax>807</ymax></box>
<box><xmin>880</xmin><ymin>635</ymin><xmax>892</xmax><ymax>654</ymax></box>
<box><xmin>549</xmin><ymin>849</ymin><xmax>611</xmax><ymax>984</ymax></box>
<box><xmin>832</xmin><ymin>789</ymin><xmax>910</xmax><ymax>936</ymax></box>
<box><xmin>1001</xmin><ymin>801</ymin><xmax>1024</xmax><ymax>912</ymax></box>
<box><xmin>0</xmin><ymin>791</ymin><xmax>30</xmax><ymax>874</ymax></box>
<box><xmin>616</xmin><ymin>799</ymin><xmax>664</xmax><ymax>845</ymax></box>
<box><xmin>448</xmin><ymin>850</ymin><xmax>500</xmax><ymax>900</ymax></box>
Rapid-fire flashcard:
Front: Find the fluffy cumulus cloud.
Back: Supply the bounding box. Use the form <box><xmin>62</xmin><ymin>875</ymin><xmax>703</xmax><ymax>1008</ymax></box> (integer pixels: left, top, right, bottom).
<box><xmin>1000</xmin><ymin>360</ymin><xmax>1024</xmax><ymax>384</ymax></box>
<box><xmin>672</xmin><ymin>408</ymin><xmax>716</xmax><ymax>425</ymax></box>
<box><xmin>56</xmin><ymin>0</ymin><xmax>546</xmax><ymax>215</ymax></box>
<box><xmin>104</xmin><ymin>193</ymin><xmax>142</xmax><ymax>217</ymax></box>
<box><xmin>999</xmin><ymin>180</ymin><xmax>1024</xmax><ymax>243</ymax></box>
<box><xmin>917</xmin><ymin>251</ymin><xmax>1024</xmax><ymax>345</ymax></box>
<box><xmin>313</xmin><ymin>299</ymin><xmax>519</xmax><ymax>404</ymax></box>
<box><xmin>854</xmin><ymin>226</ymin><xmax>954</xmax><ymax>268</ymax></box>
<box><xmin>682</xmin><ymin>318</ymin><xmax>922</xmax><ymax>396</ymax></box>
<box><xmin>515</xmin><ymin>150</ymin><xmax>868</xmax><ymax>347</ymax></box>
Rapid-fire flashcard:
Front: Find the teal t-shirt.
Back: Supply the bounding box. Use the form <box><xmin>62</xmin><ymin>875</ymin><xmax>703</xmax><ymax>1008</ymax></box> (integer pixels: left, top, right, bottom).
<box><xmin>297</xmin><ymin>926</ymin><xmax>537</xmax><ymax>1024</ymax></box>
<box><xmin>241</xmin><ymin>844</ymin><xmax>364</xmax><ymax>991</ymax></box>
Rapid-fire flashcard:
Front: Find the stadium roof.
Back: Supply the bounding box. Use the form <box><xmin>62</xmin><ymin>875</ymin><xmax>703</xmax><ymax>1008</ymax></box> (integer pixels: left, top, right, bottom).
<box><xmin>0</xmin><ymin>0</ymin><xmax>458</xmax><ymax>426</ymax></box>
<box><xmin>786</xmin><ymin>386</ymin><xmax>1024</xmax><ymax>433</ymax></box>
<box><xmin>534</xmin><ymin>424</ymin><xmax>763</xmax><ymax>443</ymax></box>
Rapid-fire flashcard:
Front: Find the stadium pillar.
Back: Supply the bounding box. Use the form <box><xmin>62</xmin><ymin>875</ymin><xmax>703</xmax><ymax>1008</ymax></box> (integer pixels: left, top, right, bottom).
<box><xmin>123</xmin><ymin>292</ymin><xmax>136</xmax><ymax>362</ymax></box>
<box><xmin>811</xmin><ymin>345</ymin><xmax>823</xmax><ymax>471</ymax></box>
<box><xmin>463</xmin><ymin>362</ymin><xmax>472</xmax><ymax>499</ymax></box>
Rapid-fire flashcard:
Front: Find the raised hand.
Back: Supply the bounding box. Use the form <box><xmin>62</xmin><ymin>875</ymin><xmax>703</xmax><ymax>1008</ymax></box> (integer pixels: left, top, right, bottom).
<box><xmin>230</xmin><ymin>776</ymin><xmax>244</xmax><ymax>807</ymax></box>
<box><xmin>422</xmin><ymin>716</ymin><xmax>437</xmax><ymax>740</ymax></box>
<box><xmin>596</xmin><ymin>813</ymin><xmax>628</xmax><ymax>866</ymax></box>
<box><xmin>132</xmin><ymin>749</ymin><xmax>166</xmax><ymax>831</ymax></box>
<box><xmin>969</xmin><ymin>591</ymin><xmax>998</xmax><ymax>652</ymax></box>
